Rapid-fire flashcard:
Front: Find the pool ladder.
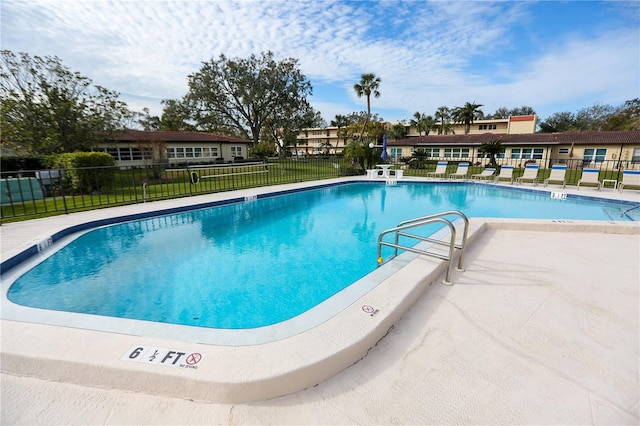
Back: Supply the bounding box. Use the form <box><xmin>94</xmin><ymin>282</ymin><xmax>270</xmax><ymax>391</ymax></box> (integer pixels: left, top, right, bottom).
<box><xmin>377</xmin><ymin>210</ymin><xmax>469</xmax><ymax>285</ymax></box>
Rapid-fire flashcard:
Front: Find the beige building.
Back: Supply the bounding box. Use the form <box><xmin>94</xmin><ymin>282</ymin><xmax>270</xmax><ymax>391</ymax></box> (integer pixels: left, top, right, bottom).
<box><xmin>388</xmin><ymin>131</ymin><xmax>640</xmax><ymax>170</ymax></box>
<box><xmin>296</xmin><ymin>115</ymin><xmax>538</xmax><ymax>155</ymax></box>
<box><xmin>100</xmin><ymin>129</ymin><xmax>253</xmax><ymax>167</ymax></box>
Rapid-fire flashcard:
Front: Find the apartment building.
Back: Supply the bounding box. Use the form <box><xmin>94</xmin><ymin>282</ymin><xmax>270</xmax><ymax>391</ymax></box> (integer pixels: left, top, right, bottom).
<box><xmin>388</xmin><ymin>130</ymin><xmax>640</xmax><ymax>170</ymax></box>
<box><xmin>296</xmin><ymin>115</ymin><xmax>537</xmax><ymax>155</ymax></box>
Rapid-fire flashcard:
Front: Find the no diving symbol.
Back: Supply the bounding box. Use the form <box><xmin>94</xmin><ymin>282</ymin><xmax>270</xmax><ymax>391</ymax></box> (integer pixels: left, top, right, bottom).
<box><xmin>186</xmin><ymin>352</ymin><xmax>202</xmax><ymax>365</ymax></box>
<box><xmin>362</xmin><ymin>305</ymin><xmax>375</xmax><ymax>314</ymax></box>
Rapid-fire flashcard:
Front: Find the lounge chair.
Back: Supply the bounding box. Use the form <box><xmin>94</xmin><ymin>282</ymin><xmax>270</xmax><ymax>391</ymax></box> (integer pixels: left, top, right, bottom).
<box><xmin>471</xmin><ymin>167</ymin><xmax>496</xmax><ymax>181</ymax></box>
<box><xmin>619</xmin><ymin>170</ymin><xmax>640</xmax><ymax>192</ymax></box>
<box><xmin>448</xmin><ymin>163</ymin><xmax>469</xmax><ymax>180</ymax></box>
<box><xmin>516</xmin><ymin>164</ymin><xmax>539</xmax><ymax>186</ymax></box>
<box><xmin>543</xmin><ymin>164</ymin><xmax>567</xmax><ymax>188</ymax></box>
<box><xmin>493</xmin><ymin>165</ymin><xmax>514</xmax><ymax>184</ymax></box>
<box><xmin>577</xmin><ymin>168</ymin><xmax>601</xmax><ymax>191</ymax></box>
<box><xmin>426</xmin><ymin>161</ymin><xmax>448</xmax><ymax>179</ymax></box>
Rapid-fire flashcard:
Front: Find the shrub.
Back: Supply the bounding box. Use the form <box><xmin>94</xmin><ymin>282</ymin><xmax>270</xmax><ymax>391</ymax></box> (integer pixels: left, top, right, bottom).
<box><xmin>48</xmin><ymin>152</ymin><xmax>116</xmax><ymax>194</ymax></box>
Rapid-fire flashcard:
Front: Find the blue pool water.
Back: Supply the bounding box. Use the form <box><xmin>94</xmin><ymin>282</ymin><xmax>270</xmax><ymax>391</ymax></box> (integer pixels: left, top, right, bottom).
<box><xmin>6</xmin><ymin>182</ymin><xmax>638</xmax><ymax>329</ymax></box>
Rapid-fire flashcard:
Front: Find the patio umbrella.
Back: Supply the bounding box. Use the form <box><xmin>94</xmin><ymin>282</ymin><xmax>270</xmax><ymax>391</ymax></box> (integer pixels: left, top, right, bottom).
<box><xmin>381</xmin><ymin>134</ymin><xmax>389</xmax><ymax>161</ymax></box>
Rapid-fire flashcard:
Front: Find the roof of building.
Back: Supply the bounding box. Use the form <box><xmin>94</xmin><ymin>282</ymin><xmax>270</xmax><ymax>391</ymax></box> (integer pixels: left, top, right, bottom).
<box><xmin>508</xmin><ymin>115</ymin><xmax>536</xmax><ymax>122</ymax></box>
<box><xmin>112</xmin><ymin>129</ymin><xmax>251</xmax><ymax>143</ymax></box>
<box><xmin>390</xmin><ymin>130</ymin><xmax>640</xmax><ymax>146</ymax></box>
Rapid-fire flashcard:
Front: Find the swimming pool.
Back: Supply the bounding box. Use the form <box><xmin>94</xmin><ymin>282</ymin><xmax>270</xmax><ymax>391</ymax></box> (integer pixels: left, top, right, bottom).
<box><xmin>3</xmin><ymin>182</ymin><xmax>638</xmax><ymax>334</ymax></box>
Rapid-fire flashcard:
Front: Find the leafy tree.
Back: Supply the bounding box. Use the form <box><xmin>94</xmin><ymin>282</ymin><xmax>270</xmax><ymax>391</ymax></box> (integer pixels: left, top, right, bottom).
<box><xmin>490</xmin><ymin>105</ymin><xmax>536</xmax><ymax>119</ymax></box>
<box><xmin>343</xmin><ymin>112</ymin><xmax>385</xmax><ymax>144</ymax></box>
<box><xmin>603</xmin><ymin>98</ymin><xmax>640</xmax><ymax>130</ymax></box>
<box><xmin>0</xmin><ymin>50</ymin><xmax>131</xmax><ymax>155</ymax></box>
<box><xmin>478</xmin><ymin>139</ymin><xmax>504</xmax><ymax>167</ymax></box>
<box><xmin>353</xmin><ymin>73</ymin><xmax>381</xmax><ymax>141</ymax></box>
<box><xmin>574</xmin><ymin>102</ymin><xmax>615</xmax><ymax>131</ymax></box>
<box><xmin>263</xmin><ymin>100</ymin><xmax>323</xmax><ymax>158</ymax></box>
<box><xmin>183</xmin><ymin>51</ymin><xmax>313</xmax><ymax>145</ymax></box>
<box><xmin>137</xmin><ymin>107</ymin><xmax>161</xmax><ymax>131</ymax></box>
<box><xmin>249</xmin><ymin>140</ymin><xmax>277</xmax><ymax>158</ymax></box>
<box><xmin>387</xmin><ymin>122</ymin><xmax>408</xmax><ymax>140</ymax></box>
<box><xmin>159</xmin><ymin>99</ymin><xmax>196</xmax><ymax>131</ymax></box>
<box><xmin>538</xmin><ymin>111</ymin><xmax>577</xmax><ymax>132</ymax></box>
<box><xmin>451</xmin><ymin>101</ymin><xmax>484</xmax><ymax>134</ymax></box>
<box><xmin>510</xmin><ymin>105</ymin><xmax>536</xmax><ymax>116</ymax></box>
<box><xmin>491</xmin><ymin>107</ymin><xmax>511</xmax><ymax>119</ymax></box>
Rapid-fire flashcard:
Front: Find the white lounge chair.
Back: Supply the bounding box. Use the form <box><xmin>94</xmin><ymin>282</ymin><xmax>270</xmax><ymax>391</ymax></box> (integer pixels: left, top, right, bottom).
<box><xmin>493</xmin><ymin>165</ymin><xmax>514</xmax><ymax>184</ymax></box>
<box><xmin>577</xmin><ymin>168</ymin><xmax>601</xmax><ymax>191</ymax></box>
<box><xmin>543</xmin><ymin>164</ymin><xmax>567</xmax><ymax>188</ymax></box>
<box><xmin>471</xmin><ymin>167</ymin><xmax>496</xmax><ymax>181</ymax></box>
<box><xmin>516</xmin><ymin>164</ymin><xmax>539</xmax><ymax>186</ymax></box>
<box><xmin>619</xmin><ymin>170</ymin><xmax>640</xmax><ymax>192</ymax></box>
<box><xmin>426</xmin><ymin>161</ymin><xmax>448</xmax><ymax>179</ymax></box>
<box><xmin>448</xmin><ymin>163</ymin><xmax>469</xmax><ymax>180</ymax></box>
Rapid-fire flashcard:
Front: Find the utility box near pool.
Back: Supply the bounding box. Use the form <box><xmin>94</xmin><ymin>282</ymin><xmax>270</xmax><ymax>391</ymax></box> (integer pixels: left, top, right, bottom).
<box><xmin>35</xmin><ymin>169</ymin><xmax>60</xmax><ymax>197</ymax></box>
<box><xmin>1</xmin><ymin>177</ymin><xmax>45</xmax><ymax>204</ymax></box>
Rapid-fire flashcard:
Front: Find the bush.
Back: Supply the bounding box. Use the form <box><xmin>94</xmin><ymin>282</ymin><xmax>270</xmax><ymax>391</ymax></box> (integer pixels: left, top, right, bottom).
<box><xmin>48</xmin><ymin>152</ymin><xmax>116</xmax><ymax>194</ymax></box>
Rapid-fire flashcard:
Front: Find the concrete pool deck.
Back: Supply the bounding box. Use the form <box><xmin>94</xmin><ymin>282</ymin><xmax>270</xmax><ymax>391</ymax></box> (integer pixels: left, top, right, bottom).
<box><xmin>1</xmin><ymin>178</ymin><xmax>639</xmax><ymax>424</ymax></box>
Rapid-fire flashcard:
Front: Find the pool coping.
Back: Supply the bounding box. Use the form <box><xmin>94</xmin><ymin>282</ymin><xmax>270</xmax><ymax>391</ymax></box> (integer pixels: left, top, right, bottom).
<box><xmin>2</xmin><ymin>178</ymin><xmax>639</xmax><ymax>403</ymax></box>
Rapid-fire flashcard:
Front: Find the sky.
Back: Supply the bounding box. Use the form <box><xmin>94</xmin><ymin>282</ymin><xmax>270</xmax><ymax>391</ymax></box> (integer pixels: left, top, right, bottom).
<box><xmin>1</xmin><ymin>0</ymin><xmax>638</xmax><ymax>125</ymax></box>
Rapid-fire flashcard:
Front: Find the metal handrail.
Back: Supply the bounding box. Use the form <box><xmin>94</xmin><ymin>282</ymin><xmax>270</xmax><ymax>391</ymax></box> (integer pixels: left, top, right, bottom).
<box><xmin>377</xmin><ymin>210</ymin><xmax>470</xmax><ymax>285</ymax></box>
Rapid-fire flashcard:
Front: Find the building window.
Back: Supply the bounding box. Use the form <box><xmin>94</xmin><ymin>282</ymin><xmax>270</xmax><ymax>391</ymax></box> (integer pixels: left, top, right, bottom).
<box><xmin>558</xmin><ymin>148</ymin><xmax>569</xmax><ymax>154</ymax></box>
<box><xmin>478</xmin><ymin>124</ymin><xmax>497</xmax><ymax>130</ymax></box>
<box><xmin>311</xmin><ymin>130</ymin><xmax>324</xmax><ymax>135</ymax></box>
<box><xmin>583</xmin><ymin>148</ymin><xmax>607</xmax><ymax>164</ymax></box>
<box><xmin>510</xmin><ymin>148</ymin><xmax>544</xmax><ymax>160</ymax></box>
<box><xmin>414</xmin><ymin>148</ymin><xmax>439</xmax><ymax>157</ymax></box>
<box><xmin>444</xmin><ymin>148</ymin><xmax>470</xmax><ymax>158</ymax></box>
<box><xmin>231</xmin><ymin>146</ymin><xmax>243</xmax><ymax>157</ymax></box>
<box><xmin>391</xmin><ymin>148</ymin><xmax>403</xmax><ymax>157</ymax></box>
<box><xmin>478</xmin><ymin>149</ymin><xmax>505</xmax><ymax>159</ymax></box>
<box><xmin>631</xmin><ymin>148</ymin><xmax>640</xmax><ymax>164</ymax></box>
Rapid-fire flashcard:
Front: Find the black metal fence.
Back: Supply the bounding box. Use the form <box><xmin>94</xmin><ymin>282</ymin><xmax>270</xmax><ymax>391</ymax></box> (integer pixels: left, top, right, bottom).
<box><xmin>1</xmin><ymin>156</ymin><xmax>634</xmax><ymax>222</ymax></box>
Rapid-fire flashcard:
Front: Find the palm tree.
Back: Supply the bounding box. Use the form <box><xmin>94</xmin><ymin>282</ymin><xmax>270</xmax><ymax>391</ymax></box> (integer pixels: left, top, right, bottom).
<box><xmin>478</xmin><ymin>139</ymin><xmax>504</xmax><ymax>167</ymax></box>
<box><xmin>330</xmin><ymin>114</ymin><xmax>349</xmax><ymax>150</ymax></box>
<box><xmin>354</xmin><ymin>73</ymin><xmax>381</xmax><ymax>117</ymax></box>
<box><xmin>451</xmin><ymin>102</ymin><xmax>484</xmax><ymax>134</ymax></box>
<box><xmin>411</xmin><ymin>112</ymin><xmax>438</xmax><ymax>136</ymax></box>
<box><xmin>353</xmin><ymin>73</ymin><xmax>381</xmax><ymax>141</ymax></box>
<box><xmin>435</xmin><ymin>106</ymin><xmax>451</xmax><ymax>135</ymax></box>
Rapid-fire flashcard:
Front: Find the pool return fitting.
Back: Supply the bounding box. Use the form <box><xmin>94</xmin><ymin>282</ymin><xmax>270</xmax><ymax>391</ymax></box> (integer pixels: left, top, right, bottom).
<box><xmin>377</xmin><ymin>210</ymin><xmax>469</xmax><ymax>285</ymax></box>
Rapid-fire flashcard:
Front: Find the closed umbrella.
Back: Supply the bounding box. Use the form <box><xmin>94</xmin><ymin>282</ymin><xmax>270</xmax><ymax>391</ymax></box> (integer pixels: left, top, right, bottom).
<box><xmin>381</xmin><ymin>134</ymin><xmax>389</xmax><ymax>161</ymax></box>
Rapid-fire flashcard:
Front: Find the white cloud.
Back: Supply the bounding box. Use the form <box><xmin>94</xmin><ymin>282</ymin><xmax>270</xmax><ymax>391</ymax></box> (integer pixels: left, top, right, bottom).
<box><xmin>1</xmin><ymin>0</ymin><xmax>637</xmax><ymax>121</ymax></box>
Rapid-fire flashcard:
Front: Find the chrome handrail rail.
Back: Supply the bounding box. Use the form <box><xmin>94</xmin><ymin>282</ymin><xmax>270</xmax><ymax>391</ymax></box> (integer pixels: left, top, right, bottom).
<box><xmin>377</xmin><ymin>210</ymin><xmax>469</xmax><ymax>285</ymax></box>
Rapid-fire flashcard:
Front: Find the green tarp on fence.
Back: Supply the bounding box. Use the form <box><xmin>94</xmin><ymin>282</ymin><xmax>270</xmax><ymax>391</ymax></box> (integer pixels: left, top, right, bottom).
<box><xmin>1</xmin><ymin>178</ymin><xmax>44</xmax><ymax>204</ymax></box>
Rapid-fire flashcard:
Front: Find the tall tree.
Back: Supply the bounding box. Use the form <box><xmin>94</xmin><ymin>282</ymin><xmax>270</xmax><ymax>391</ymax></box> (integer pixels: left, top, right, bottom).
<box><xmin>353</xmin><ymin>73</ymin><xmax>381</xmax><ymax>141</ymax></box>
<box><xmin>451</xmin><ymin>101</ymin><xmax>484</xmax><ymax>134</ymax></box>
<box><xmin>574</xmin><ymin>102</ymin><xmax>615</xmax><ymax>131</ymax></box>
<box><xmin>538</xmin><ymin>111</ymin><xmax>576</xmax><ymax>132</ymax></box>
<box><xmin>435</xmin><ymin>106</ymin><xmax>454</xmax><ymax>135</ymax></box>
<box><xmin>330</xmin><ymin>114</ymin><xmax>350</xmax><ymax>149</ymax></box>
<box><xmin>387</xmin><ymin>122</ymin><xmax>408</xmax><ymax>140</ymax></box>
<box><xmin>603</xmin><ymin>98</ymin><xmax>640</xmax><ymax>130</ymax></box>
<box><xmin>510</xmin><ymin>105</ymin><xmax>536</xmax><ymax>116</ymax></box>
<box><xmin>263</xmin><ymin>99</ymin><xmax>323</xmax><ymax>158</ymax></box>
<box><xmin>0</xmin><ymin>50</ymin><xmax>131</xmax><ymax>154</ymax></box>
<box><xmin>410</xmin><ymin>112</ymin><xmax>435</xmax><ymax>136</ymax></box>
<box><xmin>353</xmin><ymin>73</ymin><xmax>381</xmax><ymax>117</ymax></box>
<box><xmin>183</xmin><ymin>51</ymin><xmax>312</xmax><ymax>145</ymax></box>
